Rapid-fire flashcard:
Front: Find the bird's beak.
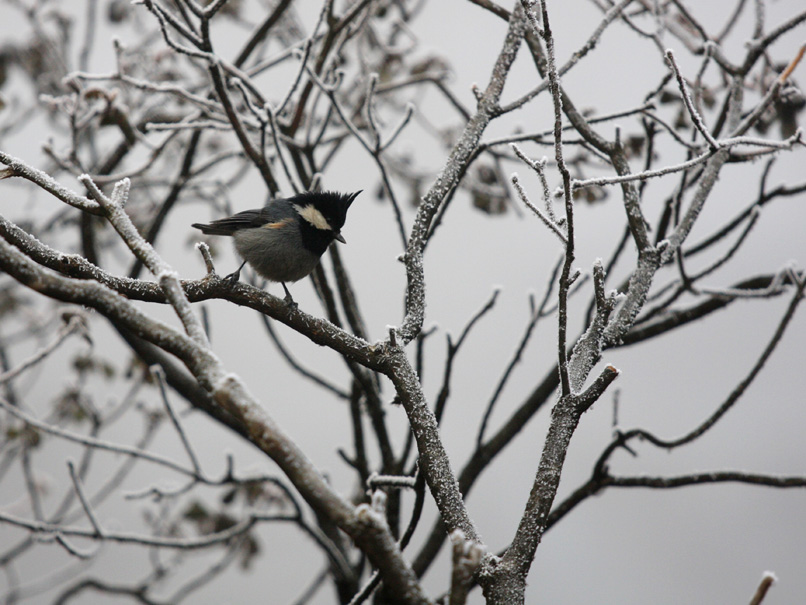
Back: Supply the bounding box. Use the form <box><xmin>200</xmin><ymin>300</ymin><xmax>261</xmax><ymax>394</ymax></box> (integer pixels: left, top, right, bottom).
<box><xmin>334</xmin><ymin>232</ymin><xmax>346</xmax><ymax>244</ymax></box>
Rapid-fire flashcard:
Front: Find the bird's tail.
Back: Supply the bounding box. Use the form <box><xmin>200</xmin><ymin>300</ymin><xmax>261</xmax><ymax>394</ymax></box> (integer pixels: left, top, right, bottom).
<box><xmin>191</xmin><ymin>222</ymin><xmax>236</xmax><ymax>236</ymax></box>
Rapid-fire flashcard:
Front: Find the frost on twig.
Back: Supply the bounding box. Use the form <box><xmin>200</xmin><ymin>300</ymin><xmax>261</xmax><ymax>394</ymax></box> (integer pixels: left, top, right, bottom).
<box><xmin>665</xmin><ymin>49</ymin><xmax>719</xmax><ymax>150</ymax></box>
<box><xmin>749</xmin><ymin>571</ymin><xmax>777</xmax><ymax>605</ymax></box>
<box><xmin>195</xmin><ymin>241</ymin><xmax>216</xmax><ymax>275</ymax></box>
<box><xmin>511</xmin><ymin>173</ymin><xmax>567</xmax><ymax>244</ymax></box>
<box><xmin>448</xmin><ymin>530</ymin><xmax>485</xmax><ymax>605</ymax></box>
<box><xmin>79</xmin><ymin>173</ymin><xmax>209</xmax><ymax>347</ymax></box>
<box><xmin>568</xmin><ymin>260</ymin><xmax>618</xmax><ymax>393</ymax></box>
<box><xmin>367</xmin><ymin>473</ymin><xmax>418</xmax><ymax>491</ymax></box>
<box><xmin>0</xmin><ymin>150</ymin><xmax>103</xmax><ymax>214</ymax></box>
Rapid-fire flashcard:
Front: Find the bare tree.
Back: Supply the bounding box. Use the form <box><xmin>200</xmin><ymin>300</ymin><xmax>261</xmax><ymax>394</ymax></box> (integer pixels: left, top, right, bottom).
<box><xmin>0</xmin><ymin>1</ymin><xmax>804</xmax><ymax>603</ymax></box>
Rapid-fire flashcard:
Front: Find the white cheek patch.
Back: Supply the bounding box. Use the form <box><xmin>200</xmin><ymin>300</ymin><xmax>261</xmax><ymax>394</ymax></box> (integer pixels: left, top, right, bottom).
<box><xmin>295</xmin><ymin>203</ymin><xmax>332</xmax><ymax>231</ymax></box>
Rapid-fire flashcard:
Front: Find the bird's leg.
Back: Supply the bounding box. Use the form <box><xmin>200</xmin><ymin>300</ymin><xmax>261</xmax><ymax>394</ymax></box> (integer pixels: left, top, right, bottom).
<box><xmin>281</xmin><ymin>282</ymin><xmax>297</xmax><ymax>307</ymax></box>
<box><xmin>225</xmin><ymin>260</ymin><xmax>247</xmax><ymax>284</ymax></box>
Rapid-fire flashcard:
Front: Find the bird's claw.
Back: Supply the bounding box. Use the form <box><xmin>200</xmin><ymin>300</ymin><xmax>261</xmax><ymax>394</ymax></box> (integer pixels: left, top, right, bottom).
<box><xmin>281</xmin><ymin>283</ymin><xmax>297</xmax><ymax>308</ymax></box>
<box><xmin>223</xmin><ymin>270</ymin><xmax>241</xmax><ymax>285</ymax></box>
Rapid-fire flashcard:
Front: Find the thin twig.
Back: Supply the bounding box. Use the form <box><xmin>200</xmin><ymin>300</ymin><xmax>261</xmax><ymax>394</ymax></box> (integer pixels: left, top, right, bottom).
<box><xmin>0</xmin><ymin>398</ymin><xmax>196</xmax><ymax>478</ymax></box>
<box><xmin>152</xmin><ymin>366</ymin><xmax>202</xmax><ymax>475</ymax></box>
<box><xmin>67</xmin><ymin>461</ymin><xmax>104</xmax><ymax>536</ymax></box>
<box><xmin>665</xmin><ymin>49</ymin><xmax>719</xmax><ymax>150</ymax></box>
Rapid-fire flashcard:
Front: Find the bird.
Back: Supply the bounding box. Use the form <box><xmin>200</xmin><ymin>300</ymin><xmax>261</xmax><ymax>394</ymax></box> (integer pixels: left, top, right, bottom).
<box><xmin>192</xmin><ymin>190</ymin><xmax>361</xmax><ymax>305</ymax></box>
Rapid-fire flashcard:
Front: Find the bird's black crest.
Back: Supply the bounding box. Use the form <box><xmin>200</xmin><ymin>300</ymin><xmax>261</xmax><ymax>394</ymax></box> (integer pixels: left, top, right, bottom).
<box><xmin>288</xmin><ymin>190</ymin><xmax>361</xmax><ymax>230</ymax></box>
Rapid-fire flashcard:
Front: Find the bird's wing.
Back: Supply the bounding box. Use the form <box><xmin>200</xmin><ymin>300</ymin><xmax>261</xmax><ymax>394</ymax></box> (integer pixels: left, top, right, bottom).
<box><xmin>211</xmin><ymin>208</ymin><xmax>269</xmax><ymax>230</ymax></box>
<box><xmin>192</xmin><ymin>200</ymin><xmax>294</xmax><ymax>235</ymax></box>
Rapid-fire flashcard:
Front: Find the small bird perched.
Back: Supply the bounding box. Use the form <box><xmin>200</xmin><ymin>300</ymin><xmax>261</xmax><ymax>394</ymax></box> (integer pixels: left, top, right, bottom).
<box><xmin>192</xmin><ymin>190</ymin><xmax>361</xmax><ymax>305</ymax></box>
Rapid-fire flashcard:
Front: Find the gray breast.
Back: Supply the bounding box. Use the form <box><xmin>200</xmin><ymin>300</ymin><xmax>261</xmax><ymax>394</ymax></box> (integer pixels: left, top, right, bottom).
<box><xmin>233</xmin><ymin>225</ymin><xmax>322</xmax><ymax>282</ymax></box>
